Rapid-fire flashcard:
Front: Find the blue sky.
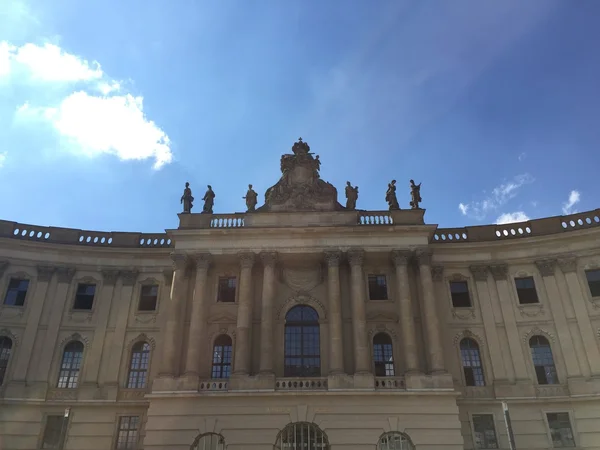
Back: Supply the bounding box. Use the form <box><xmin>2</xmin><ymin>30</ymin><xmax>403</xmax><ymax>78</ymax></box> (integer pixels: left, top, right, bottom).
<box><xmin>1</xmin><ymin>0</ymin><xmax>598</xmax><ymax>233</ymax></box>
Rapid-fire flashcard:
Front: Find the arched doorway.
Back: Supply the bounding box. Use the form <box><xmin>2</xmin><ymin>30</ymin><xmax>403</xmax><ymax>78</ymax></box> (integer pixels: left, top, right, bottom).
<box><xmin>190</xmin><ymin>432</ymin><xmax>226</xmax><ymax>450</ymax></box>
<box><xmin>274</xmin><ymin>422</ymin><xmax>329</xmax><ymax>450</ymax></box>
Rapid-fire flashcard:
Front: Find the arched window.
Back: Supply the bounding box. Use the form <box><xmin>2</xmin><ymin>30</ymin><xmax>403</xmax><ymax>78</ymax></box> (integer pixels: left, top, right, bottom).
<box><xmin>127</xmin><ymin>342</ymin><xmax>151</xmax><ymax>388</ymax></box>
<box><xmin>373</xmin><ymin>333</ymin><xmax>395</xmax><ymax>376</ymax></box>
<box><xmin>377</xmin><ymin>432</ymin><xmax>415</xmax><ymax>450</ymax></box>
<box><xmin>190</xmin><ymin>432</ymin><xmax>226</xmax><ymax>450</ymax></box>
<box><xmin>58</xmin><ymin>341</ymin><xmax>84</xmax><ymax>389</ymax></box>
<box><xmin>274</xmin><ymin>422</ymin><xmax>329</xmax><ymax>450</ymax></box>
<box><xmin>460</xmin><ymin>338</ymin><xmax>485</xmax><ymax>386</ymax></box>
<box><xmin>211</xmin><ymin>335</ymin><xmax>232</xmax><ymax>379</ymax></box>
<box><xmin>284</xmin><ymin>305</ymin><xmax>320</xmax><ymax>377</ymax></box>
<box><xmin>0</xmin><ymin>337</ymin><xmax>13</xmax><ymax>386</ymax></box>
<box><xmin>529</xmin><ymin>335</ymin><xmax>558</xmax><ymax>384</ymax></box>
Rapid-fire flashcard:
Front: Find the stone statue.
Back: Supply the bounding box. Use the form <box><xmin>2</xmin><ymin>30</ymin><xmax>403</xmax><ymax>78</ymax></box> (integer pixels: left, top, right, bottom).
<box><xmin>409</xmin><ymin>179</ymin><xmax>422</xmax><ymax>209</ymax></box>
<box><xmin>180</xmin><ymin>182</ymin><xmax>194</xmax><ymax>213</ymax></box>
<box><xmin>345</xmin><ymin>181</ymin><xmax>358</xmax><ymax>210</ymax></box>
<box><xmin>243</xmin><ymin>184</ymin><xmax>258</xmax><ymax>212</ymax></box>
<box><xmin>202</xmin><ymin>185</ymin><xmax>215</xmax><ymax>214</ymax></box>
<box><xmin>385</xmin><ymin>180</ymin><xmax>400</xmax><ymax>210</ymax></box>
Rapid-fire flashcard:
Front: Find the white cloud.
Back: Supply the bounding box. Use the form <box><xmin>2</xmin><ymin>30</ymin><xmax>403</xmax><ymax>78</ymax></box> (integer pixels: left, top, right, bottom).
<box><xmin>518</xmin><ymin>152</ymin><xmax>526</xmax><ymax>161</ymax></box>
<box><xmin>562</xmin><ymin>190</ymin><xmax>580</xmax><ymax>215</ymax></box>
<box><xmin>458</xmin><ymin>173</ymin><xmax>534</xmax><ymax>220</ymax></box>
<box><xmin>0</xmin><ymin>152</ymin><xmax>6</xmax><ymax>168</ymax></box>
<box><xmin>3</xmin><ymin>41</ymin><xmax>173</xmax><ymax>169</ymax></box>
<box><xmin>496</xmin><ymin>211</ymin><xmax>530</xmax><ymax>224</ymax></box>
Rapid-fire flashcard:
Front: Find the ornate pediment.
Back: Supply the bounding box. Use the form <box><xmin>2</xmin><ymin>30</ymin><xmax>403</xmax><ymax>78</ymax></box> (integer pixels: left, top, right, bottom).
<box><xmin>257</xmin><ymin>138</ymin><xmax>344</xmax><ymax>212</ymax></box>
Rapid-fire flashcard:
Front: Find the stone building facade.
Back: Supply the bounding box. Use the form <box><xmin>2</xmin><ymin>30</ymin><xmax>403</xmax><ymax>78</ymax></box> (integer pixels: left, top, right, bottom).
<box><xmin>1</xmin><ymin>143</ymin><xmax>600</xmax><ymax>449</ymax></box>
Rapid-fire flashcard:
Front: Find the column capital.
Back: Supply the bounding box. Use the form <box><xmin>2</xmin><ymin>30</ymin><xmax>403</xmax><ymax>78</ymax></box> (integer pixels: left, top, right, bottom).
<box><xmin>121</xmin><ymin>270</ymin><xmax>139</xmax><ymax>286</ymax></box>
<box><xmin>324</xmin><ymin>250</ymin><xmax>342</xmax><ymax>267</ymax></box>
<box><xmin>535</xmin><ymin>259</ymin><xmax>557</xmax><ymax>277</ymax></box>
<box><xmin>469</xmin><ymin>265</ymin><xmax>489</xmax><ymax>282</ymax></box>
<box><xmin>56</xmin><ymin>267</ymin><xmax>76</xmax><ymax>284</ymax></box>
<box><xmin>260</xmin><ymin>251</ymin><xmax>278</xmax><ymax>267</ymax></box>
<box><xmin>170</xmin><ymin>252</ymin><xmax>189</xmax><ymax>271</ymax></box>
<box><xmin>238</xmin><ymin>251</ymin><xmax>256</xmax><ymax>269</ymax></box>
<box><xmin>489</xmin><ymin>263</ymin><xmax>508</xmax><ymax>281</ymax></box>
<box><xmin>391</xmin><ymin>250</ymin><xmax>412</xmax><ymax>267</ymax></box>
<box><xmin>101</xmin><ymin>270</ymin><xmax>120</xmax><ymax>286</ymax></box>
<box><xmin>347</xmin><ymin>248</ymin><xmax>365</xmax><ymax>266</ymax></box>
<box><xmin>194</xmin><ymin>252</ymin><xmax>212</xmax><ymax>270</ymax></box>
<box><xmin>163</xmin><ymin>269</ymin><xmax>174</xmax><ymax>286</ymax></box>
<box><xmin>558</xmin><ymin>256</ymin><xmax>578</xmax><ymax>273</ymax></box>
<box><xmin>415</xmin><ymin>248</ymin><xmax>432</xmax><ymax>265</ymax></box>
<box><xmin>0</xmin><ymin>261</ymin><xmax>9</xmax><ymax>278</ymax></box>
<box><xmin>431</xmin><ymin>265</ymin><xmax>444</xmax><ymax>282</ymax></box>
<box><xmin>36</xmin><ymin>265</ymin><xmax>55</xmax><ymax>282</ymax></box>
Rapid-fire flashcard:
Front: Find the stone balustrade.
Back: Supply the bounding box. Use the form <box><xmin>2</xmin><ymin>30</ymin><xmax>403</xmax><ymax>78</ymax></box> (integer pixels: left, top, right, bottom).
<box><xmin>275</xmin><ymin>377</ymin><xmax>328</xmax><ymax>391</ymax></box>
<box><xmin>199</xmin><ymin>380</ymin><xmax>229</xmax><ymax>392</ymax></box>
<box><xmin>358</xmin><ymin>212</ymin><xmax>394</xmax><ymax>225</ymax></box>
<box><xmin>374</xmin><ymin>377</ymin><xmax>405</xmax><ymax>390</ymax></box>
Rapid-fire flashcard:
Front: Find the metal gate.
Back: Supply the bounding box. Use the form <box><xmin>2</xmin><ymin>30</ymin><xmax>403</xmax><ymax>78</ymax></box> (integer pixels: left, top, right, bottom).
<box><xmin>190</xmin><ymin>432</ymin><xmax>226</xmax><ymax>450</ymax></box>
<box><xmin>273</xmin><ymin>422</ymin><xmax>329</xmax><ymax>450</ymax></box>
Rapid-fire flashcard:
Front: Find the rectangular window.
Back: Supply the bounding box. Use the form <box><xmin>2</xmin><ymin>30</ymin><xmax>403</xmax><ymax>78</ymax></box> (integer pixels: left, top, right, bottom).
<box><xmin>217</xmin><ymin>277</ymin><xmax>236</xmax><ymax>303</ymax></box>
<box><xmin>41</xmin><ymin>415</ymin><xmax>67</xmax><ymax>449</ymax></box>
<box><xmin>472</xmin><ymin>414</ymin><xmax>498</xmax><ymax>449</ymax></box>
<box><xmin>515</xmin><ymin>277</ymin><xmax>539</xmax><ymax>304</ymax></box>
<box><xmin>368</xmin><ymin>275</ymin><xmax>388</xmax><ymax>300</ymax></box>
<box><xmin>73</xmin><ymin>283</ymin><xmax>96</xmax><ymax>310</ymax></box>
<box><xmin>138</xmin><ymin>285</ymin><xmax>158</xmax><ymax>311</ymax></box>
<box><xmin>585</xmin><ymin>269</ymin><xmax>600</xmax><ymax>297</ymax></box>
<box><xmin>450</xmin><ymin>281</ymin><xmax>472</xmax><ymax>307</ymax></box>
<box><xmin>115</xmin><ymin>416</ymin><xmax>139</xmax><ymax>450</ymax></box>
<box><xmin>3</xmin><ymin>278</ymin><xmax>29</xmax><ymax>306</ymax></box>
<box><xmin>546</xmin><ymin>412</ymin><xmax>575</xmax><ymax>448</ymax></box>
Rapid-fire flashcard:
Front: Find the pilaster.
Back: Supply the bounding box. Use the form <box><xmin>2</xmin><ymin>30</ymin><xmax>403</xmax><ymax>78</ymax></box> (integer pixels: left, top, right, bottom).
<box><xmin>259</xmin><ymin>251</ymin><xmax>278</xmax><ymax>375</ymax></box>
<box><xmin>324</xmin><ymin>250</ymin><xmax>344</xmax><ymax>375</ymax></box>
<box><xmin>347</xmin><ymin>248</ymin><xmax>371</xmax><ymax>376</ymax></box>
<box><xmin>232</xmin><ymin>252</ymin><xmax>256</xmax><ymax>376</ymax></box>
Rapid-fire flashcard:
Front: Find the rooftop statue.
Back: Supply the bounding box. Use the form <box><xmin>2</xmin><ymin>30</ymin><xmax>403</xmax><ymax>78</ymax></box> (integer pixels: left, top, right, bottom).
<box><xmin>202</xmin><ymin>185</ymin><xmax>215</xmax><ymax>214</ymax></box>
<box><xmin>410</xmin><ymin>179</ymin><xmax>422</xmax><ymax>209</ymax></box>
<box><xmin>181</xmin><ymin>182</ymin><xmax>194</xmax><ymax>213</ymax></box>
<box><xmin>345</xmin><ymin>181</ymin><xmax>358</xmax><ymax>210</ymax></box>
<box><xmin>243</xmin><ymin>184</ymin><xmax>258</xmax><ymax>212</ymax></box>
<box><xmin>385</xmin><ymin>180</ymin><xmax>400</xmax><ymax>210</ymax></box>
<box><xmin>258</xmin><ymin>138</ymin><xmax>343</xmax><ymax>212</ymax></box>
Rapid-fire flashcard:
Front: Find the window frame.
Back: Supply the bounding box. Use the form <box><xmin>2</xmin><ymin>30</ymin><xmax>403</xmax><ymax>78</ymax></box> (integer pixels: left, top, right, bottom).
<box><xmin>367</xmin><ymin>274</ymin><xmax>389</xmax><ymax>301</ymax></box>
<box><xmin>372</xmin><ymin>332</ymin><xmax>395</xmax><ymax>377</ymax></box>
<box><xmin>584</xmin><ymin>268</ymin><xmax>600</xmax><ymax>298</ymax></box>
<box><xmin>3</xmin><ymin>277</ymin><xmax>31</xmax><ymax>307</ymax></box>
<box><xmin>126</xmin><ymin>341</ymin><xmax>151</xmax><ymax>389</ymax></box>
<box><xmin>514</xmin><ymin>276</ymin><xmax>540</xmax><ymax>305</ymax></box>
<box><xmin>449</xmin><ymin>280</ymin><xmax>472</xmax><ymax>308</ymax></box>
<box><xmin>39</xmin><ymin>413</ymin><xmax>70</xmax><ymax>450</ymax></box>
<box><xmin>57</xmin><ymin>340</ymin><xmax>85</xmax><ymax>389</ymax></box>
<box><xmin>211</xmin><ymin>334</ymin><xmax>233</xmax><ymax>379</ymax></box>
<box><xmin>283</xmin><ymin>305</ymin><xmax>321</xmax><ymax>378</ymax></box>
<box><xmin>72</xmin><ymin>282</ymin><xmax>97</xmax><ymax>311</ymax></box>
<box><xmin>543</xmin><ymin>410</ymin><xmax>577</xmax><ymax>448</ymax></box>
<box><xmin>137</xmin><ymin>283</ymin><xmax>159</xmax><ymax>312</ymax></box>
<box><xmin>376</xmin><ymin>431</ymin><xmax>415</xmax><ymax>450</ymax></box>
<box><xmin>469</xmin><ymin>412</ymin><xmax>499</xmax><ymax>449</ymax></box>
<box><xmin>113</xmin><ymin>414</ymin><xmax>141</xmax><ymax>450</ymax></box>
<box><xmin>0</xmin><ymin>335</ymin><xmax>14</xmax><ymax>386</ymax></box>
<box><xmin>529</xmin><ymin>335</ymin><xmax>559</xmax><ymax>385</ymax></box>
<box><xmin>459</xmin><ymin>337</ymin><xmax>486</xmax><ymax>387</ymax></box>
<box><xmin>216</xmin><ymin>274</ymin><xmax>238</xmax><ymax>303</ymax></box>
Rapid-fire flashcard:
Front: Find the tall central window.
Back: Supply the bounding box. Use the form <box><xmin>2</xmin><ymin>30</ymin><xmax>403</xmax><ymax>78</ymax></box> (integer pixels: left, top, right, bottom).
<box><xmin>284</xmin><ymin>305</ymin><xmax>321</xmax><ymax>377</ymax></box>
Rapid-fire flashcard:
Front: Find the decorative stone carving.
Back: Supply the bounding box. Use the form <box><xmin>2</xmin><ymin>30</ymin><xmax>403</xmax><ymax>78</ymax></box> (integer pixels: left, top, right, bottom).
<box><xmin>489</xmin><ymin>264</ymin><xmax>508</xmax><ymax>281</ymax></box>
<box><xmin>519</xmin><ymin>304</ymin><xmax>545</xmax><ymax>318</ymax></box>
<box><xmin>277</xmin><ymin>293</ymin><xmax>327</xmax><ymax>320</ymax></box>
<box><xmin>68</xmin><ymin>311</ymin><xmax>93</xmax><ymax>323</ymax></box>
<box><xmin>56</xmin><ymin>267</ymin><xmax>76</xmax><ymax>284</ymax></box>
<box><xmin>281</xmin><ymin>266</ymin><xmax>322</xmax><ymax>292</ymax></box>
<box><xmin>238</xmin><ymin>252</ymin><xmax>256</xmax><ymax>269</ymax></box>
<box><xmin>36</xmin><ymin>265</ymin><xmax>55</xmax><ymax>282</ymax></box>
<box><xmin>163</xmin><ymin>269</ymin><xmax>174</xmax><ymax>286</ymax></box>
<box><xmin>258</xmin><ymin>138</ymin><xmax>343</xmax><ymax>212</ymax></box>
<box><xmin>345</xmin><ymin>182</ymin><xmax>359</xmax><ymax>210</ymax></box>
<box><xmin>170</xmin><ymin>252</ymin><xmax>189</xmax><ymax>271</ymax></box>
<box><xmin>195</xmin><ymin>253</ymin><xmax>212</xmax><ymax>270</ymax></box>
<box><xmin>0</xmin><ymin>307</ymin><xmax>25</xmax><ymax>319</ymax></box>
<box><xmin>121</xmin><ymin>270</ymin><xmax>139</xmax><ymax>287</ymax></box>
<box><xmin>260</xmin><ymin>251</ymin><xmax>278</xmax><ymax>267</ymax></box>
<box><xmin>452</xmin><ymin>308</ymin><xmax>476</xmax><ymax>320</ymax></box>
<box><xmin>0</xmin><ymin>261</ymin><xmax>8</xmax><ymax>277</ymax></box>
<box><xmin>47</xmin><ymin>389</ymin><xmax>77</xmax><ymax>400</ymax></box>
<box><xmin>522</xmin><ymin>327</ymin><xmax>556</xmax><ymax>344</ymax></box>
<box><xmin>181</xmin><ymin>182</ymin><xmax>194</xmax><ymax>213</ymax></box>
<box><xmin>431</xmin><ymin>265</ymin><xmax>444</xmax><ymax>281</ymax></box>
<box><xmin>101</xmin><ymin>270</ymin><xmax>120</xmax><ymax>286</ymax></box>
<box><xmin>409</xmin><ymin>180</ymin><xmax>422</xmax><ymax>209</ymax></box>
<box><xmin>368</xmin><ymin>324</ymin><xmax>398</xmax><ymax>341</ymax></box>
<box><xmin>347</xmin><ymin>248</ymin><xmax>365</xmax><ymax>266</ymax></box>
<box><xmin>208</xmin><ymin>327</ymin><xmax>236</xmax><ymax>347</ymax></box>
<box><xmin>202</xmin><ymin>185</ymin><xmax>215</xmax><ymax>214</ymax></box>
<box><xmin>414</xmin><ymin>248</ymin><xmax>432</xmax><ymax>266</ymax></box>
<box><xmin>385</xmin><ymin>180</ymin><xmax>400</xmax><ymax>210</ymax></box>
<box><xmin>59</xmin><ymin>332</ymin><xmax>90</xmax><ymax>349</ymax></box>
<box><xmin>0</xmin><ymin>328</ymin><xmax>19</xmax><ymax>346</ymax></box>
<box><xmin>324</xmin><ymin>250</ymin><xmax>342</xmax><ymax>267</ymax></box>
<box><xmin>536</xmin><ymin>385</ymin><xmax>569</xmax><ymax>397</ymax></box>
<box><xmin>128</xmin><ymin>333</ymin><xmax>157</xmax><ymax>350</ymax></box>
<box><xmin>469</xmin><ymin>265</ymin><xmax>489</xmax><ymax>282</ymax></box>
<box><xmin>243</xmin><ymin>184</ymin><xmax>258</xmax><ymax>212</ymax></box>
<box><xmin>453</xmin><ymin>329</ymin><xmax>485</xmax><ymax>347</ymax></box>
<box><xmin>535</xmin><ymin>259</ymin><xmax>557</xmax><ymax>277</ymax></box>
<box><xmin>391</xmin><ymin>250</ymin><xmax>411</xmax><ymax>267</ymax></box>
<box><xmin>557</xmin><ymin>256</ymin><xmax>578</xmax><ymax>273</ymax></box>
<box><xmin>119</xmin><ymin>389</ymin><xmax>147</xmax><ymax>400</ymax></box>
<box><xmin>134</xmin><ymin>314</ymin><xmax>157</xmax><ymax>324</ymax></box>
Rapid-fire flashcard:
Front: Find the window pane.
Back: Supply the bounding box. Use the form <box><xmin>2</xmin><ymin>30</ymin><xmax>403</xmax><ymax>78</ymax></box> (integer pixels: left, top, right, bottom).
<box><xmin>450</xmin><ymin>281</ymin><xmax>471</xmax><ymax>307</ymax></box>
<box><xmin>57</xmin><ymin>341</ymin><xmax>83</xmax><ymax>389</ymax></box>
<box><xmin>515</xmin><ymin>277</ymin><xmax>539</xmax><ymax>304</ymax></box>
<box><xmin>0</xmin><ymin>337</ymin><xmax>13</xmax><ymax>386</ymax></box>
<box><xmin>127</xmin><ymin>342</ymin><xmax>150</xmax><ymax>388</ymax></box>
<box><xmin>74</xmin><ymin>283</ymin><xmax>96</xmax><ymax>310</ymax></box>
<box><xmin>368</xmin><ymin>275</ymin><xmax>388</xmax><ymax>300</ymax></box>
<box><xmin>460</xmin><ymin>339</ymin><xmax>485</xmax><ymax>386</ymax></box>
<box><xmin>3</xmin><ymin>278</ymin><xmax>29</xmax><ymax>306</ymax></box>
<box><xmin>284</xmin><ymin>306</ymin><xmax>321</xmax><ymax>377</ymax></box>
<box><xmin>373</xmin><ymin>333</ymin><xmax>395</xmax><ymax>377</ymax></box>
<box><xmin>211</xmin><ymin>335</ymin><xmax>232</xmax><ymax>379</ymax></box>
<box><xmin>139</xmin><ymin>285</ymin><xmax>158</xmax><ymax>311</ymax></box>
<box><xmin>42</xmin><ymin>415</ymin><xmax>65</xmax><ymax>449</ymax></box>
<box><xmin>585</xmin><ymin>270</ymin><xmax>600</xmax><ymax>297</ymax></box>
<box><xmin>546</xmin><ymin>412</ymin><xmax>575</xmax><ymax>448</ymax></box>
<box><xmin>530</xmin><ymin>336</ymin><xmax>558</xmax><ymax>385</ymax></box>
<box><xmin>472</xmin><ymin>414</ymin><xmax>498</xmax><ymax>449</ymax></box>
<box><xmin>217</xmin><ymin>277</ymin><xmax>236</xmax><ymax>302</ymax></box>
<box><xmin>116</xmin><ymin>416</ymin><xmax>139</xmax><ymax>450</ymax></box>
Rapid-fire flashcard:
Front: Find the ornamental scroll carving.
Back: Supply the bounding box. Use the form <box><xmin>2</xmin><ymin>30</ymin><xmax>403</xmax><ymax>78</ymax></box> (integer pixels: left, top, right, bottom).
<box><xmin>281</xmin><ymin>266</ymin><xmax>322</xmax><ymax>293</ymax></box>
<box><xmin>522</xmin><ymin>327</ymin><xmax>556</xmax><ymax>344</ymax></box>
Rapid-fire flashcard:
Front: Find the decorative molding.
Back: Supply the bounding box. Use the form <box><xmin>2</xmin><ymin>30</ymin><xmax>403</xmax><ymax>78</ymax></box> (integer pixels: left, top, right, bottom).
<box><xmin>0</xmin><ymin>328</ymin><xmax>19</xmax><ymax>346</ymax></box>
<box><xmin>195</xmin><ymin>253</ymin><xmax>212</xmax><ymax>270</ymax></box>
<box><xmin>170</xmin><ymin>252</ymin><xmax>189</xmax><ymax>271</ymax></box>
<box><xmin>56</xmin><ymin>267</ymin><xmax>76</xmax><ymax>284</ymax></box>
<box><xmin>414</xmin><ymin>248</ymin><xmax>432</xmax><ymax>265</ymax></box>
<box><xmin>451</xmin><ymin>309</ymin><xmax>476</xmax><ymax>320</ymax></box>
<box><xmin>522</xmin><ymin>327</ymin><xmax>556</xmax><ymax>344</ymax></box>
<box><xmin>101</xmin><ymin>270</ymin><xmax>120</xmax><ymax>286</ymax></box>
<box><xmin>47</xmin><ymin>389</ymin><xmax>77</xmax><ymax>401</ymax></box>
<box><xmin>536</xmin><ymin>385</ymin><xmax>569</xmax><ymax>398</ymax></box>
<box><xmin>163</xmin><ymin>269</ymin><xmax>174</xmax><ymax>286</ymax></box>
<box><xmin>323</xmin><ymin>250</ymin><xmax>342</xmax><ymax>267</ymax></box>
<box><xmin>0</xmin><ymin>261</ymin><xmax>9</xmax><ymax>278</ymax></box>
<box><xmin>36</xmin><ymin>265</ymin><xmax>55</xmax><ymax>282</ymax></box>
<box><xmin>208</xmin><ymin>327</ymin><xmax>236</xmax><ymax>347</ymax></box>
<box><xmin>59</xmin><ymin>332</ymin><xmax>90</xmax><ymax>349</ymax></box>
<box><xmin>260</xmin><ymin>251</ymin><xmax>278</xmax><ymax>267</ymax></box>
<box><xmin>118</xmin><ymin>389</ymin><xmax>147</xmax><ymax>401</ymax></box>
<box><xmin>0</xmin><ymin>307</ymin><xmax>25</xmax><ymax>320</ymax></box>
<box><xmin>557</xmin><ymin>256</ymin><xmax>578</xmax><ymax>274</ymax></box>
<box><xmin>208</xmin><ymin>313</ymin><xmax>237</xmax><ymax>324</ymax></box>
<box><xmin>448</xmin><ymin>273</ymin><xmax>468</xmax><ymax>282</ymax></box>
<box><xmin>518</xmin><ymin>304</ymin><xmax>545</xmax><ymax>318</ymax></box>
<box><xmin>368</xmin><ymin>324</ymin><xmax>398</xmax><ymax>341</ymax></box>
<box><xmin>535</xmin><ymin>259</ymin><xmax>557</xmax><ymax>277</ymax></box>
<box><xmin>121</xmin><ymin>270</ymin><xmax>139</xmax><ymax>286</ymax></box>
<box><xmin>391</xmin><ymin>250</ymin><xmax>411</xmax><ymax>267</ymax></box>
<box><xmin>238</xmin><ymin>252</ymin><xmax>256</xmax><ymax>269</ymax></box>
<box><xmin>489</xmin><ymin>264</ymin><xmax>508</xmax><ymax>281</ymax></box>
<box><xmin>453</xmin><ymin>329</ymin><xmax>486</xmax><ymax>347</ymax></box>
<box><xmin>431</xmin><ymin>265</ymin><xmax>444</xmax><ymax>282</ymax></box>
<box><xmin>347</xmin><ymin>248</ymin><xmax>365</xmax><ymax>266</ymax></box>
<box><xmin>127</xmin><ymin>333</ymin><xmax>157</xmax><ymax>351</ymax></box>
<box><xmin>281</xmin><ymin>266</ymin><xmax>322</xmax><ymax>293</ymax></box>
<box><xmin>134</xmin><ymin>314</ymin><xmax>157</xmax><ymax>324</ymax></box>
<box><xmin>277</xmin><ymin>293</ymin><xmax>327</xmax><ymax>321</ymax></box>
<box><xmin>68</xmin><ymin>311</ymin><xmax>93</xmax><ymax>323</ymax></box>
<box><xmin>366</xmin><ymin>311</ymin><xmax>399</xmax><ymax>322</ymax></box>
<box><xmin>469</xmin><ymin>265</ymin><xmax>488</xmax><ymax>282</ymax></box>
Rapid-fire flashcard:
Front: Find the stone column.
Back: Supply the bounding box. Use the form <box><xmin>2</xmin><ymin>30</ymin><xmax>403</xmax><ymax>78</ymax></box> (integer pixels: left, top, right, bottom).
<box><xmin>325</xmin><ymin>250</ymin><xmax>344</xmax><ymax>374</ymax></box>
<box><xmin>159</xmin><ymin>253</ymin><xmax>189</xmax><ymax>377</ymax></box>
<box><xmin>12</xmin><ymin>265</ymin><xmax>54</xmax><ymax>382</ymax></box>
<box><xmin>183</xmin><ymin>253</ymin><xmax>212</xmax><ymax>378</ymax></box>
<box><xmin>34</xmin><ymin>267</ymin><xmax>76</xmax><ymax>386</ymax></box>
<box><xmin>259</xmin><ymin>252</ymin><xmax>278</xmax><ymax>374</ymax></box>
<box><xmin>391</xmin><ymin>250</ymin><xmax>419</xmax><ymax>373</ymax></box>
<box><xmin>348</xmin><ymin>249</ymin><xmax>370</xmax><ymax>374</ymax></box>
<box><xmin>415</xmin><ymin>249</ymin><xmax>445</xmax><ymax>373</ymax></box>
<box><xmin>535</xmin><ymin>259</ymin><xmax>581</xmax><ymax>378</ymax></box>
<box><xmin>233</xmin><ymin>252</ymin><xmax>256</xmax><ymax>375</ymax></box>
<box><xmin>558</xmin><ymin>256</ymin><xmax>600</xmax><ymax>376</ymax></box>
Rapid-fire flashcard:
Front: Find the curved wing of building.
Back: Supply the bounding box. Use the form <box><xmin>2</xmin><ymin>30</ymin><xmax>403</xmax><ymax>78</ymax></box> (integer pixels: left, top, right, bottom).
<box><xmin>1</xmin><ymin>141</ymin><xmax>599</xmax><ymax>450</ymax></box>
